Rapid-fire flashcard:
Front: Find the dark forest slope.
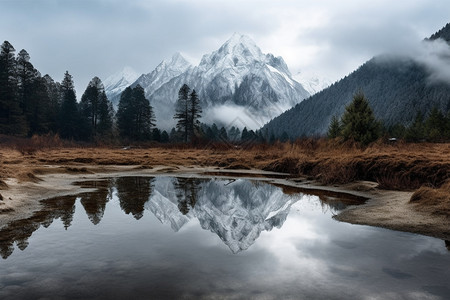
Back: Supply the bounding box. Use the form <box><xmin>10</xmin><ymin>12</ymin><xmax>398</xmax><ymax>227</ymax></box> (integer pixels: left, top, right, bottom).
<box><xmin>262</xmin><ymin>23</ymin><xmax>450</xmax><ymax>138</ymax></box>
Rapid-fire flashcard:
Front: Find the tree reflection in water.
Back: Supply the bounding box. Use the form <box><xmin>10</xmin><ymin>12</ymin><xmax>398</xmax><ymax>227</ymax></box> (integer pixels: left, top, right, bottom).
<box><xmin>0</xmin><ymin>195</ymin><xmax>77</xmax><ymax>259</ymax></box>
<box><xmin>0</xmin><ymin>176</ymin><xmax>369</xmax><ymax>259</ymax></box>
<box><xmin>115</xmin><ymin>177</ymin><xmax>154</xmax><ymax>220</ymax></box>
<box><xmin>173</xmin><ymin>177</ymin><xmax>205</xmax><ymax>215</ymax></box>
<box><xmin>79</xmin><ymin>180</ymin><xmax>113</xmax><ymax>225</ymax></box>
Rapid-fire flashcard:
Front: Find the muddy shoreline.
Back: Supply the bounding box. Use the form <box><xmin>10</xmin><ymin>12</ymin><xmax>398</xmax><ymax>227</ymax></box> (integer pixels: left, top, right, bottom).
<box><xmin>0</xmin><ymin>164</ymin><xmax>448</xmax><ymax>241</ymax></box>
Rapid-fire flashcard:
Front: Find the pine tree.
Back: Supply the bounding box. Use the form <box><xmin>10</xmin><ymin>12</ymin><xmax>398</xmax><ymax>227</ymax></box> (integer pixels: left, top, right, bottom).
<box><xmin>340</xmin><ymin>92</ymin><xmax>381</xmax><ymax>146</ymax></box>
<box><xmin>42</xmin><ymin>74</ymin><xmax>62</xmax><ymax>133</ymax></box>
<box><xmin>241</xmin><ymin>127</ymin><xmax>249</xmax><ymax>141</ymax></box>
<box><xmin>133</xmin><ymin>84</ymin><xmax>155</xmax><ymax>140</ymax></box>
<box><xmin>219</xmin><ymin>126</ymin><xmax>228</xmax><ymax>141</ymax></box>
<box><xmin>80</xmin><ymin>77</ymin><xmax>113</xmax><ymax>140</ymax></box>
<box><xmin>17</xmin><ymin>49</ymin><xmax>52</xmax><ymax>135</ymax></box>
<box><xmin>116</xmin><ymin>85</ymin><xmax>155</xmax><ymax>140</ymax></box>
<box><xmin>151</xmin><ymin>127</ymin><xmax>161</xmax><ymax>142</ymax></box>
<box><xmin>97</xmin><ymin>91</ymin><xmax>114</xmax><ymax>138</ymax></box>
<box><xmin>174</xmin><ymin>84</ymin><xmax>191</xmax><ymax>143</ymax></box>
<box><xmin>405</xmin><ymin>111</ymin><xmax>425</xmax><ymax>142</ymax></box>
<box><xmin>59</xmin><ymin>71</ymin><xmax>80</xmax><ymax>139</ymax></box>
<box><xmin>188</xmin><ymin>89</ymin><xmax>202</xmax><ymax>139</ymax></box>
<box><xmin>173</xmin><ymin>84</ymin><xmax>203</xmax><ymax>143</ymax></box>
<box><xmin>16</xmin><ymin>49</ymin><xmax>34</xmax><ymax>131</ymax></box>
<box><xmin>117</xmin><ymin>86</ymin><xmax>133</xmax><ymax>139</ymax></box>
<box><xmin>29</xmin><ymin>76</ymin><xmax>51</xmax><ymax>135</ymax></box>
<box><xmin>0</xmin><ymin>41</ymin><xmax>26</xmax><ymax>135</ymax></box>
<box><xmin>327</xmin><ymin>115</ymin><xmax>341</xmax><ymax>139</ymax></box>
<box><xmin>160</xmin><ymin>130</ymin><xmax>169</xmax><ymax>143</ymax></box>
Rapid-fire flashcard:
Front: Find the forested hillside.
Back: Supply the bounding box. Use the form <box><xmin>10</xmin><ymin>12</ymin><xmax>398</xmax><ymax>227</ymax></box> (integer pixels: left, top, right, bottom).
<box><xmin>262</xmin><ymin>24</ymin><xmax>450</xmax><ymax>138</ymax></box>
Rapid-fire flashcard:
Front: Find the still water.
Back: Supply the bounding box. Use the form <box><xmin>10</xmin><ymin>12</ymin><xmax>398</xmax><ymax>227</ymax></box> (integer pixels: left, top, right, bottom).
<box><xmin>0</xmin><ymin>176</ymin><xmax>449</xmax><ymax>300</ymax></box>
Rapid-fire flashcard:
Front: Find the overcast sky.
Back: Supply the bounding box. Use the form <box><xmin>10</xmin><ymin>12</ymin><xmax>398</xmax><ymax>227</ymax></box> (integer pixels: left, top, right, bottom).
<box><xmin>1</xmin><ymin>0</ymin><xmax>449</xmax><ymax>96</ymax></box>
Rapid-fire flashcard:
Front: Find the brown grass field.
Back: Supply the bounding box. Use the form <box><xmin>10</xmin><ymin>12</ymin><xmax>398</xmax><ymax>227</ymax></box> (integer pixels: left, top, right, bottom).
<box><xmin>0</xmin><ymin>135</ymin><xmax>449</xmax><ymax>217</ymax></box>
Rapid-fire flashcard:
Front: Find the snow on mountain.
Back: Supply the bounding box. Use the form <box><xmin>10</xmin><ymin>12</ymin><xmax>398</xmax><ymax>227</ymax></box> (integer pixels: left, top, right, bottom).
<box><xmin>144</xmin><ymin>176</ymin><xmax>190</xmax><ymax>232</ymax></box>
<box><xmin>104</xmin><ymin>33</ymin><xmax>311</xmax><ymax>129</ymax></box>
<box><xmin>147</xmin><ymin>33</ymin><xmax>310</xmax><ymax>129</ymax></box>
<box><xmin>294</xmin><ymin>71</ymin><xmax>332</xmax><ymax>95</ymax></box>
<box><xmin>192</xmin><ymin>179</ymin><xmax>299</xmax><ymax>253</ymax></box>
<box><xmin>103</xmin><ymin>66</ymin><xmax>140</xmax><ymax>104</ymax></box>
<box><xmin>144</xmin><ymin>177</ymin><xmax>300</xmax><ymax>253</ymax></box>
<box><xmin>132</xmin><ymin>52</ymin><xmax>192</xmax><ymax>100</ymax></box>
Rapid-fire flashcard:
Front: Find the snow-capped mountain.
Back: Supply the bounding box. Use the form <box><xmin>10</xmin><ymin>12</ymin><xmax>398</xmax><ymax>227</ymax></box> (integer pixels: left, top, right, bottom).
<box><xmin>103</xmin><ymin>66</ymin><xmax>140</xmax><ymax>104</ymax></box>
<box><xmin>148</xmin><ymin>33</ymin><xmax>310</xmax><ymax>129</ymax></box>
<box><xmin>104</xmin><ymin>33</ymin><xmax>311</xmax><ymax>129</ymax></box>
<box><xmin>193</xmin><ymin>179</ymin><xmax>299</xmax><ymax>253</ymax></box>
<box><xmin>294</xmin><ymin>71</ymin><xmax>332</xmax><ymax>95</ymax></box>
<box><xmin>144</xmin><ymin>177</ymin><xmax>300</xmax><ymax>253</ymax></box>
<box><xmin>131</xmin><ymin>52</ymin><xmax>192</xmax><ymax>101</ymax></box>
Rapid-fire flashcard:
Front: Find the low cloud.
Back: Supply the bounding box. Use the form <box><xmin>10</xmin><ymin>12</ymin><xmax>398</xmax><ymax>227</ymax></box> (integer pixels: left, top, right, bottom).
<box><xmin>415</xmin><ymin>39</ymin><xmax>450</xmax><ymax>84</ymax></box>
<box><xmin>202</xmin><ymin>105</ymin><xmax>273</xmax><ymax>130</ymax></box>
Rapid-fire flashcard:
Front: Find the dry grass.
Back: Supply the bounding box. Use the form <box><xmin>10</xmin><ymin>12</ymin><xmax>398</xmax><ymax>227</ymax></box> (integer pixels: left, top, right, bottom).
<box><xmin>410</xmin><ymin>180</ymin><xmax>450</xmax><ymax>217</ymax></box>
<box><xmin>0</xmin><ymin>137</ymin><xmax>449</xmax><ymax>218</ymax></box>
<box><xmin>0</xmin><ymin>137</ymin><xmax>448</xmax><ymax>190</ymax></box>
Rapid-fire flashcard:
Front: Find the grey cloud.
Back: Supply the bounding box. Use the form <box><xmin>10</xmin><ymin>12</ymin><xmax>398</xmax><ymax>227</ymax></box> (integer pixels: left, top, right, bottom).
<box><xmin>1</xmin><ymin>0</ymin><xmax>450</xmax><ymax>95</ymax></box>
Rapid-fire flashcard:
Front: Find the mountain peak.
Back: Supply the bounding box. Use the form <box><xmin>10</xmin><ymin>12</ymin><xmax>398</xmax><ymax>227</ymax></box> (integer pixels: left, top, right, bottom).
<box><xmin>103</xmin><ymin>66</ymin><xmax>140</xmax><ymax>95</ymax></box>
<box><xmin>220</xmin><ymin>33</ymin><xmax>262</xmax><ymax>59</ymax></box>
<box><xmin>428</xmin><ymin>23</ymin><xmax>450</xmax><ymax>42</ymax></box>
<box><xmin>226</xmin><ymin>32</ymin><xmax>255</xmax><ymax>46</ymax></box>
<box><xmin>169</xmin><ymin>52</ymin><xmax>191</xmax><ymax>69</ymax></box>
<box><xmin>199</xmin><ymin>33</ymin><xmax>264</xmax><ymax>70</ymax></box>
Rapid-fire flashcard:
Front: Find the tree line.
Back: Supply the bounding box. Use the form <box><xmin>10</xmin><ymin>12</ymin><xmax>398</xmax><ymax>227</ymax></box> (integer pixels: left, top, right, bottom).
<box><xmin>0</xmin><ymin>41</ymin><xmax>115</xmax><ymax>141</ymax></box>
<box><xmin>2</xmin><ymin>40</ymin><xmax>448</xmax><ymax>146</ymax></box>
<box><xmin>0</xmin><ymin>40</ymin><xmax>282</xmax><ymax>145</ymax></box>
<box><xmin>327</xmin><ymin>92</ymin><xmax>450</xmax><ymax>144</ymax></box>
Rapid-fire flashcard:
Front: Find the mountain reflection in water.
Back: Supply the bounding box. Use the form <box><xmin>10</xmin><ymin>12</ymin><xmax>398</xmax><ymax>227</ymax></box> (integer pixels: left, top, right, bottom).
<box><xmin>0</xmin><ymin>176</ymin><xmax>361</xmax><ymax>259</ymax></box>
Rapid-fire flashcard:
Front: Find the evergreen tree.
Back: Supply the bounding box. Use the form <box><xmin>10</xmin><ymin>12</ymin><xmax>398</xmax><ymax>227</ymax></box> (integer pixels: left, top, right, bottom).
<box><xmin>133</xmin><ymin>84</ymin><xmax>155</xmax><ymax>140</ymax></box>
<box><xmin>425</xmin><ymin>107</ymin><xmax>446</xmax><ymax>141</ymax></box>
<box><xmin>188</xmin><ymin>89</ymin><xmax>202</xmax><ymax>139</ymax></box>
<box><xmin>219</xmin><ymin>126</ymin><xmax>228</xmax><ymax>141</ymax></box>
<box><xmin>80</xmin><ymin>77</ymin><xmax>113</xmax><ymax>140</ymax></box>
<box><xmin>173</xmin><ymin>84</ymin><xmax>202</xmax><ymax>143</ymax></box>
<box><xmin>116</xmin><ymin>85</ymin><xmax>155</xmax><ymax>140</ymax></box>
<box><xmin>169</xmin><ymin>127</ymin><xmax>180</xmax><ymax>142</ymax></box>
<box><xmin>228</xmin><ymin>126</ymin><xmax>240</xmax><ymax>142</ymax></box>
<box><xmin>28</xmin><ymin>76</ymin><xmax>51</xmax><ymax>135</ymax></box>
<box><xmin>205</xmin><ymin>126</ymin><xmax>215</xmax><ymax>141</ymax></box>
<box><xmin>97</xmin><ymin>91</ymin><xmax>114</xmax><ymax>138</ymax></box>
<box><xmin>340</xmin><ymin>92</ymin><xmax>381</xmax><ymax>146</ymax></box>
<box><xmin>405</xmin><ymin>111</ymin><xmax>425</xmax><ymax>142</ymax></box>
<box><xmin>16</xmin><ymin>49</ymin><xmax>34</xmax><ymax>132</ymax></box>
<box><xmin>210</xmin><ymin>123</ymin><xmax>219</xmax><ymax>140</ymax></box>
<box><xmin>241</xmin><ymin>127</ymin><xmax>249</xmax><ymax>141</ymax></box>
<box><xmin>160</xmin><ymin>130</ymin><xmax>169</xmax><ymax>143</ymax></box>
<box><xmin>16</xmin><ymin>49</ymin><xmax>52</xmax><ymax>135</ymax></box>
<box><xmin>174</xmin><ymin>84</ymin><xmax>191</xmax><ymax>143</ymax></box>
<box><xmin>42</xmin><ymin>74</ymin><xmax>61</xmax><ymax>133</ymax></box>
<box><xmin>59</xmin><ymin>71</ymin><xmax>80</xmax><ymax>139</ymax></box>
<box><xmin>152</xmin><ymin>127</ymin><xmax>161</xmax><ymax>142</ymax></box>
<box><xmin>327</xmin><ymin>115</ymin><xmax>341</xmax><ymax>139</ymax></box>
<box><xmin>0</xmin><ymin>41</ymin><xmax>26</xmax><ymax>135</ymax></box>
<box><xmin>117</xmin><ymin>86</ymin><xmax>133</xmax><ymax>139</ymax></box>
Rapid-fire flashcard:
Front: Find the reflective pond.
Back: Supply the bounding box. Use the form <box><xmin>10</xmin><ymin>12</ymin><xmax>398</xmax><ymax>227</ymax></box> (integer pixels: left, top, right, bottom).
<box><xmin>0</xmin><ymin>176</ymin><xmax>449</xmax><ymax>299</ymax></box>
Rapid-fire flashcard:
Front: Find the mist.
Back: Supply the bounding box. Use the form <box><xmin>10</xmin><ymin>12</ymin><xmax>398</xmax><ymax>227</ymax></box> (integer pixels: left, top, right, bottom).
<box><xmin>416</xmin><ymin>38</ymin><xmax>450</xmax><ymax>84</ymax></box>
<box><xmin>378</xmin><ymin>38</ymin><xmax>450</xmax><ymax>84</ymax></box>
